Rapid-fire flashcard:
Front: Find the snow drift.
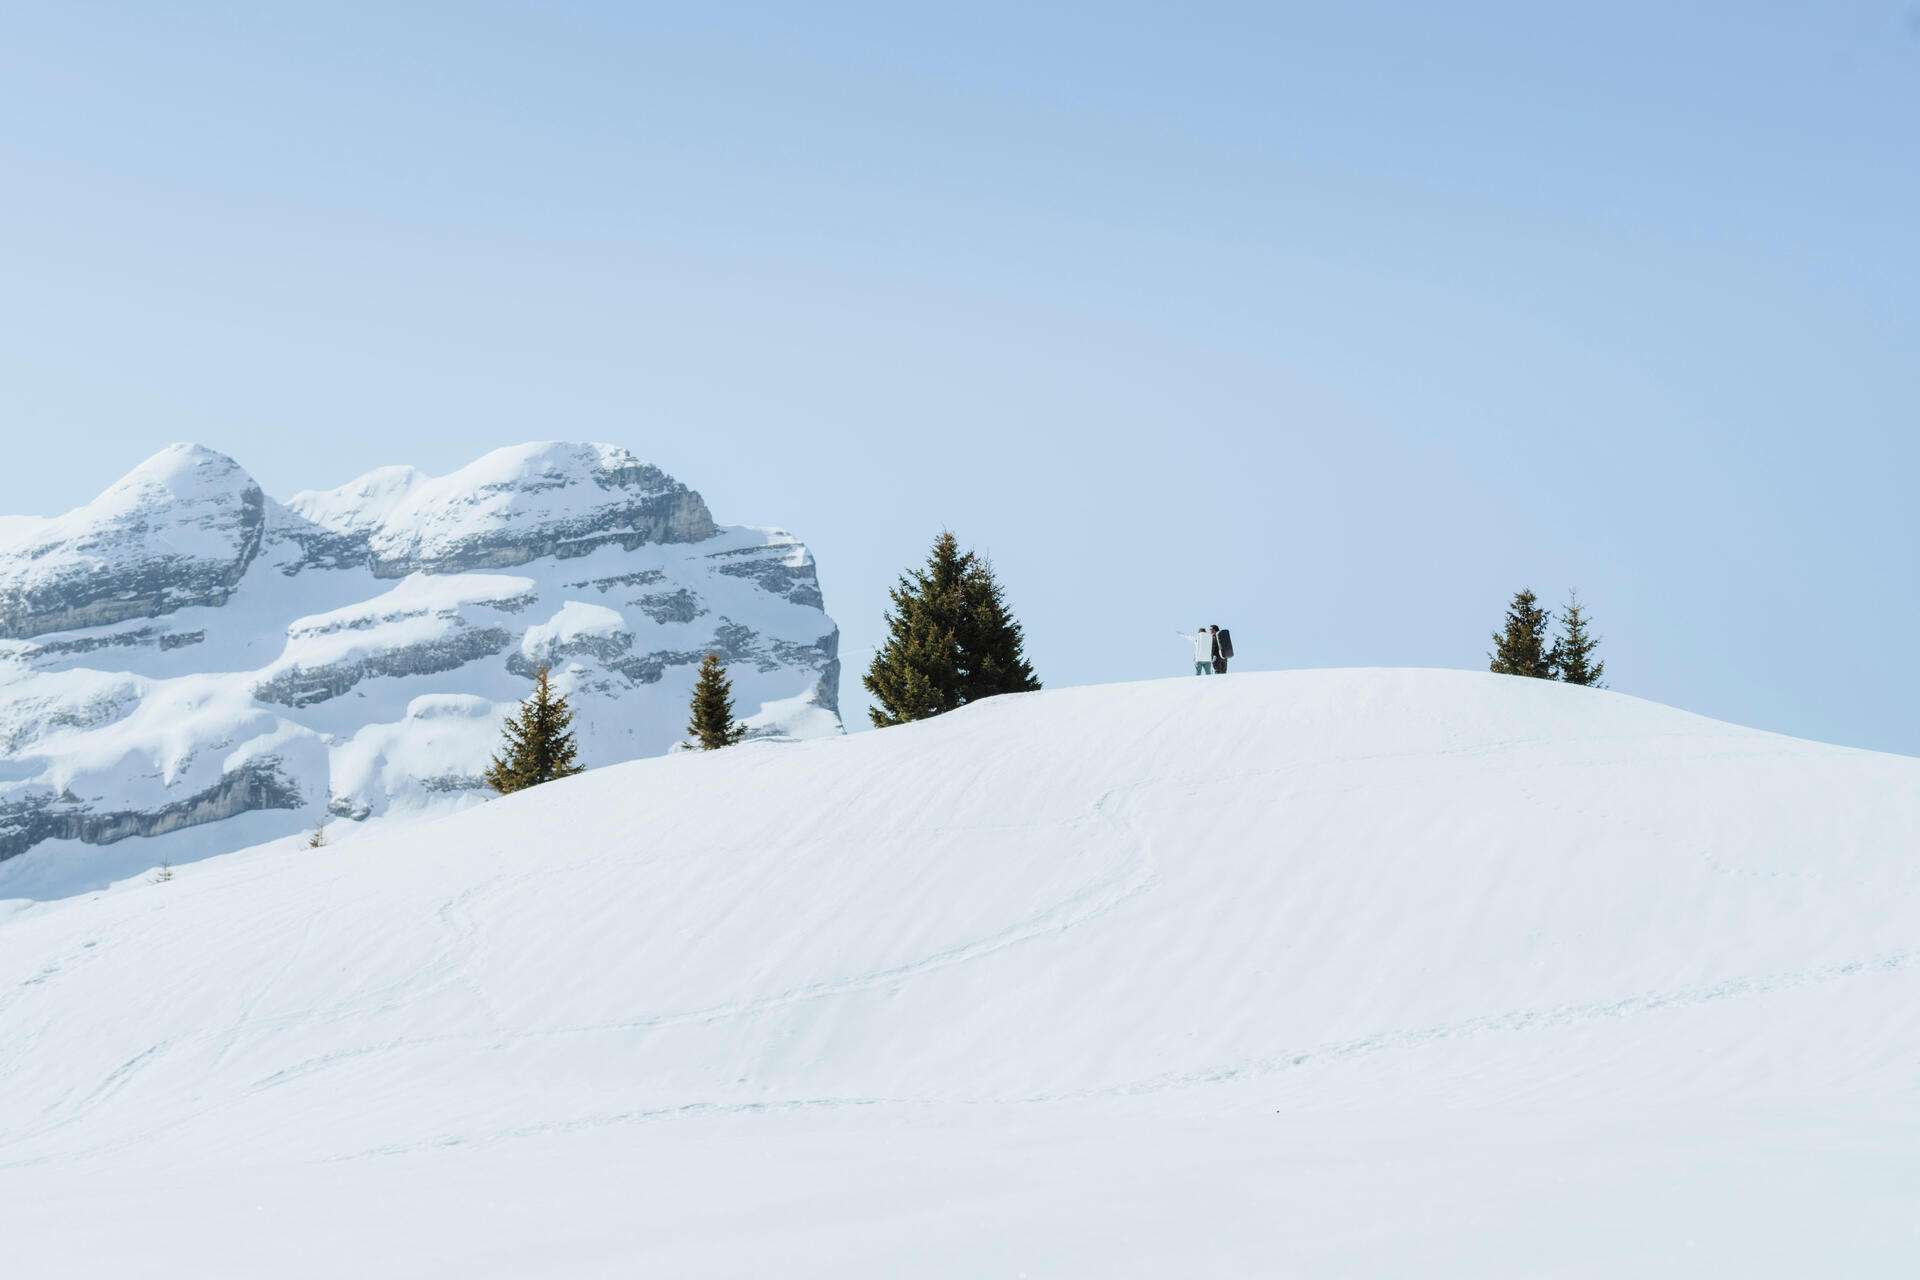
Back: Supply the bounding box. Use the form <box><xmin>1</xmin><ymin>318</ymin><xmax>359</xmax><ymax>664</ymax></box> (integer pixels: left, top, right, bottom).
<box><xmin>2</xmin><ymin>670</ymin><xmax>1918</xmax><ymax>1276</ymax></box>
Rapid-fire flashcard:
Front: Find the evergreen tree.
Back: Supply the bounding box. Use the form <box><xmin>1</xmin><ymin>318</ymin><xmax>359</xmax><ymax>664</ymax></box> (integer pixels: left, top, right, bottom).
<box><xmin>865</xmin><ymin>532</ymin><xmax>969</xmax><ymax>727</ymax></box>
<box><xmin>687</xmin><ymin>653</ymin><xmax>748</xmax><ymax>749</ymax></box>
<box><xmin>955</xmin><ymin>553</ymin><xmax>1040</xmax><ymax>704</ymax></box>
<box><xmin>1489</xmin><ymin>588</ymin><xmax>1554</xmax><ymax>679</ymax></box>
<box><xmin>1549</xmin><ymin>589</ymin><xmax>1606</xmax><ymax>687</ymax></box>
<box><xmin>485</xmin><ymin>666</ymin><xmax>585</xmax><ymax>794</ymax></box>
<box><xmin>864</xmin><ymin>531</ymin><xmax>1041</xmax><ymax>727</ymax></box>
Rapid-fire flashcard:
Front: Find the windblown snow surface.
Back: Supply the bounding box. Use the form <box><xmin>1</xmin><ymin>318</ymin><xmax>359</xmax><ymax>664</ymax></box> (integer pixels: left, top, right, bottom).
<box><xmin>3</xmin><ymin>670</ymin><xmax>1919</xmax><ymax>1277</ymax></box>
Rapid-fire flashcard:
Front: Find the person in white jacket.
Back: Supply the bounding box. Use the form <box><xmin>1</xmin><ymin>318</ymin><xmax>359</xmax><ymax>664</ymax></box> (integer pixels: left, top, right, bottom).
<box><xmin>1176</xmin><ymin>627</ymin><xmax>1213</xmax><ymax>676</ymax></box>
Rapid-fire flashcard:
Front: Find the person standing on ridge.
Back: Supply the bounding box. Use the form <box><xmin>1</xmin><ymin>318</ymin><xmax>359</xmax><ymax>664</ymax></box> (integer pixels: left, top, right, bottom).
<box><xmin>1177</xmin><ymin>627</ymin><xmax>1213</xmax><ymax>676</ymax></box>
<box><xmin>1211</xmin><ymin>624</ymin><xmax>1232</xmax><ymax>674</ymax></box>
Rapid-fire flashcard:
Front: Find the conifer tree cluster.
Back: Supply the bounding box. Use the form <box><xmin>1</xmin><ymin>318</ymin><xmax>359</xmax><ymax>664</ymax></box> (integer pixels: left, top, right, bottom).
<box><xmin>486</xmin><ymin>666</ymin><xmax>585</xmax><ymax>794</ymax></box>
<box><xmin>687</xmin><ymin>653</ymin><xmax>748</xmax><ymax>749</ymax></box>
<box><xmin>864</xmin><ymin>531</ymin><xmax>1040</xmax><ymax>727</ymax></box>
<box><xmin>1489</xmin><ymin>588</ymin><xmax>1606</xmax><ymax>687</ymax></box>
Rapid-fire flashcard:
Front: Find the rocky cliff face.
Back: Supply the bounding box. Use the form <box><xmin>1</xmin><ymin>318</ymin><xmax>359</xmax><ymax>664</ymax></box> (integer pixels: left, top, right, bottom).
<box><xmin>0</xmin><ymin>447</ymin><xmax>267</xmax><ymax>639</ymax></box>
<box><xmin>0</xmin><ymin>443</ymin><xmax>841</xmax><ymax>869</ymax></box>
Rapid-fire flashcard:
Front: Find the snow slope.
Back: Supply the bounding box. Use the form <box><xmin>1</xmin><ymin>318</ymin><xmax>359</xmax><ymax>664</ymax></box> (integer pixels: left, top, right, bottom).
<box><xmin>3</xmin><ymin>670</ymin><xmax>1919</xmax><ymax>1276</ymax></box>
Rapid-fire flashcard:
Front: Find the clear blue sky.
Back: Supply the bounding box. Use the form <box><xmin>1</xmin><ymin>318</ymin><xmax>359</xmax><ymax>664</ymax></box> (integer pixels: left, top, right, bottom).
<box><xmin>2</xmin><ymin>2</ymin><xmax>1916</xmax><ymax>751</ymax></box>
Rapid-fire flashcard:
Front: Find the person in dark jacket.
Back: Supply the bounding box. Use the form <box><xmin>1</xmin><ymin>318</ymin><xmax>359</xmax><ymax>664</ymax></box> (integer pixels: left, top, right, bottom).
<box><xmin>1210</xmin><ymin>625</ymin><xmax>1228</xmax><ymax>674</ymax></box>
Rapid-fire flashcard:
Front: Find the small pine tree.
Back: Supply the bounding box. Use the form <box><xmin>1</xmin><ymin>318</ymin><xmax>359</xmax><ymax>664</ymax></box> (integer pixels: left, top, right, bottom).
<box><xmin>1549</xmin><ymin>589</ymin><xmax>1606</xmax><ymax>687</ymax></box>
<box><xmin>307</xmin><ymin>819</ymin><xmax>327</xmax><ymax>849</ymax></box>
<box><xmin>485</xmin><ymin>666</ymin><xmax>585</xmax><ymax>794</ymax></box>
<box><xmin>1489</xmin><ymin>588</ymin><xmax>1554</xmax><ymax>679</ymax></box>
<box><xmin>151</xmin><ymin>859</ymin><xmax>173</xmax><ymax>884</ymax></box>
<box><xmin>864</xmin><ymin>531</ymin><xmax>1040</xmax><ymax>727</ymax></box>
<box><xmin>687</xmin><ymin>653</ymin><xmax>748</xmax><ymax>749</ymax></box>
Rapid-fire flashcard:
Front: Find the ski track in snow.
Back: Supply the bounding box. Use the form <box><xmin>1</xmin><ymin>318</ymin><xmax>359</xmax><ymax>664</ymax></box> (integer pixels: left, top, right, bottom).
<box><xmin>559</xmin><ymin>786</ymin><xmax>1161</xmax><ymax>1034</ymax></box>
<box><xmin>1043</xmin><ymin>946</ymin><xmax>1920</xmax><ymax>1102</ymax></box>
<box><xmin>9</xmin><ymin>670</ymin><xmax>1920</xmax><ymax>1280</ymax></box>
<box><xmin>7</xmin><ymin>675</ymin><xmax>1919</xmax><ymax>1190</ymax></box>
<box><xmin>0</xmin><ymin>784</ymin><xmax>1162</xmax><ymax>1166</ymax></box>
<box><xmin>16</xmin><ymin>748</ymin><xmax>1920</xmax><ymax>1167</ymax></box>
<box><xmin>321</xmin><ymin>1097</ymin><xmax>907</xmax><ymax>1163</ymax></box>
<box><xmin>232</xmin><ymin>784</ymin><xmax>1164</xmax><ymax>1100</ymax></box>
<box><xmin>300</xmin><ymin>943</ymin><xmax>1920</xmax><ymax>1163</ymax></box>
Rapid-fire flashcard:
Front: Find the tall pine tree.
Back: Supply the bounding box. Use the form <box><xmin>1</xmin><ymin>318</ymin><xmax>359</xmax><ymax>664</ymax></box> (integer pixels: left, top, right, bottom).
<box><xmin>864</xmin><ymin>531</ymin><xmax>1040</xmax><ymax>727</ymax></box>
<box><xmin>955</xmin><ymin>552</ymin><xmax>1039</xmax><ymax>704</ymax></box>
<box><xmin>1489</xmin><ymin>588</ymin><xmax>1554</xmax><ymax>679</ymax></box>
<box><xmin>865</xmin><ymin>531</ymin><xmax>968</xmax><ymax>726</ymax></box>
<box><xmin>687</xmin><ymin>653</ymin><xmax>748</xmax><ymax>749</ymax></box>
<box><xmin>1549</xmin><ymin>589</ymin><xmax>1606</xmax><ymax>687</ymax></box>
<box><xmin>485</xmin><ymin>666</ymin><xmax>585</xmax><ymax>794</ymax></box>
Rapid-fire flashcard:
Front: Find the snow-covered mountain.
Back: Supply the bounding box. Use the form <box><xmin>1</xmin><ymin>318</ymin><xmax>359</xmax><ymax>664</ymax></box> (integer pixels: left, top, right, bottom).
<box><xmin>2</xmin><ymin>671</ymin><xmax>1917</xmax><ymax>1275</ymax></box>
<box><xmin>0</xmin><ymin>442</ymin><xmax>840</xmax><ymax>870</ymax></box>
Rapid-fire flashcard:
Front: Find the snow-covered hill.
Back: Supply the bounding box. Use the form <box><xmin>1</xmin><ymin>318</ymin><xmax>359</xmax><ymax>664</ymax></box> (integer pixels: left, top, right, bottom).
<box><xmin>0</xmin><ymin>442</ymin><xmax>840</xmax><ymax>884</ymax></box>
<box><xmin>3</xmin><ymin>670</ymin><xmax>1918</xmax><ymax>1276</ymax></box>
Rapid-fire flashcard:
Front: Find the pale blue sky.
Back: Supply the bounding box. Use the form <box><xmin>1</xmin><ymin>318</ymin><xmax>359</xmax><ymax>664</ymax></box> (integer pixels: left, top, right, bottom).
<box><xmin>2</xmin><ymin>3</ymin><xmax>1915</xmax><ymax>751</ymax></box>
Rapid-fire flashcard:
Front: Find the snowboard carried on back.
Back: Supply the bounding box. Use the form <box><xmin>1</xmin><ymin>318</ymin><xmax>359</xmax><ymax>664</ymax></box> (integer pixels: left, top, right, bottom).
<box><xmin>1216</xmin><ymin>629</ymin><xmax>1233</xmax><ymax>660</ymax></box>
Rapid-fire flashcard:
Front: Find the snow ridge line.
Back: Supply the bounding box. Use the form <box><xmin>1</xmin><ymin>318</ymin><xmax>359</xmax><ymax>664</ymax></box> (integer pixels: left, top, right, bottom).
<box><xmin>1039</xmin><ymin>946</ymin><xmax>1920</xmax><ymax>1102</ymax></box>
<box><xmin>320</xmin><ymin>1097</ymin><xmax>904</xmax><ymax>1163</ymax></box>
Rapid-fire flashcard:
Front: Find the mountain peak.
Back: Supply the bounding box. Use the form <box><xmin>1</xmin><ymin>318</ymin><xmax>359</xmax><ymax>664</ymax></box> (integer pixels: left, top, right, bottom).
<box><xmin>287</xmin><ymin>441</ymin><xmax>714</xmax><ymax>577</ymax></box>
<box><xmin>0</xmin><ymin>443</ymin><xmax>265</xmax><ymax>640</ymax></box>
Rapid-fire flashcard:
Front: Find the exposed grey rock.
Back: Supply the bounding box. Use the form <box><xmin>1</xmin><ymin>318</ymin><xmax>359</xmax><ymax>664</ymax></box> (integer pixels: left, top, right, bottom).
<box><xmin>611</xmin><ymin>649</ymin><xmax>715</xmax><ymax>686</ymax></box>
<box><xmin>22</xmin><ymin>624</ymin><xmax>203</xmax><ymax>658</ymax></box>
<box><xmin>709</xmin><ymin>621</ymin><xmax>841</xmax><ymax>715</ymax></box>
<box><xmin>0</xmin><ymin>445</ymin><xmax>267</xmax><ymax>640</ymax></box>
<box><xmin>327</xmin><ymin>795</ymin><xmax>373</xmax><ymax>821</ymax></box>
<box><xmin>25</xmin><ymin>627</ymin><xmax>165</xmax><ymax>658</ymax></box>
<box><xmin>508</xmin><ymin>625</ymin><xmax>636</xmax><ymax>679</ymax></box>
<box><xmin>0</xmin><ymin>759</ymin><xmax>303</xmax><ymax>861</ymax></box>
<box><xmin>255</xmin><ymin>625</ymin><xmax>516</xmax><ymax>708</ymax></box>
<box><xmin>632</xmin><ymin>589</ymin><xmax>706</xmax><ymax>624</ymax></box>
<box><xmin>711</xmin><ymin>546</ymin><xmax>827</xmax><ymax>610</ymax></box>
<box><xmin>0</xmin><ymin>680</ymin><xmax>143</xmax><ymax>755</ymax></box>
<box><xmin>418</xmin><ymin>773</ymin><xmax>489</xmax><ymax>794</ymax></box>
<box><xmin>563</xmin><ymin>568</ymin><xmax>667</xmax><ymax>594</ymax></box>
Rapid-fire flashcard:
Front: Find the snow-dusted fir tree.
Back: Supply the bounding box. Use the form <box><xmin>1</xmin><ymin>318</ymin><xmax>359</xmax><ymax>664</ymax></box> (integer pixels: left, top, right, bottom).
<box><xmin>486</xmin><ymin>667</ymin><xmax>585</xmax><ymax>794</ymax></box>
<box><xmin>1489</xmin><ymin>589</ymin><xmax>1554</xmax><ymax>679</ymax></box>
<box><xmin>865</xmin><ymin>531</ymin><xmax>1040</xmax><ymax>727</ymax></box>
<box><xmin>687</xmin><ymin>653</ymin><xmax>748</xmax><ymax>749</ymax></box>
<box><xmin>1549</xmin><ymin>590</ymin><xmax>1606</xmax><ymax>687</ymax></box>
